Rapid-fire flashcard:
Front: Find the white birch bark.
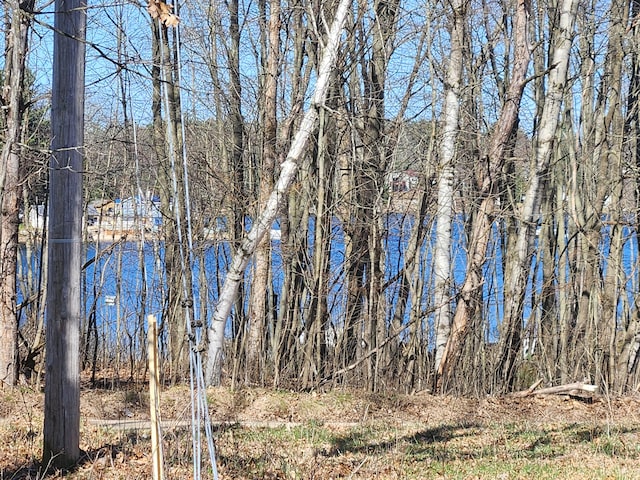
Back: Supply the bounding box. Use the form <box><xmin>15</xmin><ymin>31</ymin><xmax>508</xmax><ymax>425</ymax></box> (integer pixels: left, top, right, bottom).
<box><xmin>433</xmin><ymin>0</ymin><xmax>466</xmax><ymax>371</ymax></box>
<box><xmin>205</xmin><ymin>0</ymin><xmax>352</xmax><ymax>386</ymax></box>
<box><xmin>498</xmin><ymin>0</ymin><xmax>579</xmax><ymax>385</ymax></box>
<box><xmin>437</xmin><ymin>0</ymin><xmax>531</xmax><ymax>381</ymax></box>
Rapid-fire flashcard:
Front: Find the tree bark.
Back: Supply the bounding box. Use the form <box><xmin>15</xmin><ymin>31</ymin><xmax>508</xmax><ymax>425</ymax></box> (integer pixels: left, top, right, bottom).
<box><xmin>246</xmin><ymin>0</ymin><xmax>280</xmax><ymax>382</ymax></box>
<box><xmin>437</xmin><ymin>0</ymin><xmax>531</xmax><ymax>385</ymax></box>
<box><xmin>0</xmin><ymin>0</ymin><xmax>34</xmax><ymax>387</ymax></box>
<box><xmin>495</xmin><ymin>0</ymin><xmax>579</xmax><ymax>390</ymax></box>
<box><xmin>151</xmin><ymin>19</ymin><xmax>191</xmax><ymax>383</ymax></box>
<box><xmin>433</xmin><ymin>0</ymin><xmax>467</xmax><ymax>374</ymax></box>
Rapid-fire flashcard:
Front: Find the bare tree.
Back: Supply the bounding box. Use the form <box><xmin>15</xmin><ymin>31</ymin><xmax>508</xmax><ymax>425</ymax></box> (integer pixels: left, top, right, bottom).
<box><xmin>495</xmin><ymin>0</ymin><xmax>579</xmax><ymax>389</ymax></box>
<box><xmin>149</xmin><ymin>11</ymin><xmax>191</xmax><ymax>383</ymax></box>
<box><xmin>437</xmin><ymin>0</ymin><xmax>531</xmax><ymax>387</ymax></box>
<box><xmin>246</xmin><ymin>0</ymin><xmax>280</xmax><ymax>382</ymax></box>
<box><xmin>433</xmin><ymin>0</ymin><xmax>467</xmax><ymax>375</ymax></box>
<box><xmin>0</xmin><ymin>0</ymin><xmax>35</xmax><ymax>386</ymax></box>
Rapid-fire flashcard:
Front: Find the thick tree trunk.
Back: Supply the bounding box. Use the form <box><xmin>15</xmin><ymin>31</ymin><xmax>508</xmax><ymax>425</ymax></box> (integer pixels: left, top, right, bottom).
<box><xmin>42</xmin><ymin>0</ymin><xmax>86</xmax><ymax>468</ymax></box>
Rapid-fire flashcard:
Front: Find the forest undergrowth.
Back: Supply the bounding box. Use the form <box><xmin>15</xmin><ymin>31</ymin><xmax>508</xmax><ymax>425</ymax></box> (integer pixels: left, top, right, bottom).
<box><xmin>1</xmin><ymin>376</ymin><xmax>640</xmax><ymax>479</ymax></box>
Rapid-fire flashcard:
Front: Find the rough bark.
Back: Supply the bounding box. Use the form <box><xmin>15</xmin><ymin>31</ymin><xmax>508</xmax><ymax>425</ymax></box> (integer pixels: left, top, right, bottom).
<box><xmin>0</xmin><ymin>0</ymin><xmax>34</xmax><ymax>387</ymax></box>
<box><xmin>246</xmin><ymin>0</ymin><xmax>280</xmax><ymax>381</ymax></box>
<box><xmin>151</xmin><ymin>20</ymin><xmax>191</xmax><ymax>383</ymax></box>
<box><xmin>42</xmin><ymin>0</ymin><xmax>86</xmax><ymax>467</ymax></box>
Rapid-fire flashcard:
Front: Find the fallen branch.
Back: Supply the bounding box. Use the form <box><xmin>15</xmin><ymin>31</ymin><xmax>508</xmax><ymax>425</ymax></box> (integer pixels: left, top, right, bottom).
<box><xmin>512</xmin><ymin>381</ymin><xmax>597</xmax><ymax>397</ymax></box>
<box><xmin>511</xmin><ymin>379</ymin><xmax>543</xmax><ymax>397</ymax></box>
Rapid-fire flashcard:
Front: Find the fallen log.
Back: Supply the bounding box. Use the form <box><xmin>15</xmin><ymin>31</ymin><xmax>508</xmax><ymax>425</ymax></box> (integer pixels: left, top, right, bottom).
<box><xmin>512</xmin><ymin>380</ymin><xmax>597</xmax><ymax>398</ymax></box>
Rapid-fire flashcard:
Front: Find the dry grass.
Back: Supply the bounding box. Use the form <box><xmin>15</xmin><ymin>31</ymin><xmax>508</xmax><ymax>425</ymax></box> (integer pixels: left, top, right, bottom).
<box><xmin>1</xmin><ymin>382</ymin><xmax>640</xmax><ymax>479</ymax></box>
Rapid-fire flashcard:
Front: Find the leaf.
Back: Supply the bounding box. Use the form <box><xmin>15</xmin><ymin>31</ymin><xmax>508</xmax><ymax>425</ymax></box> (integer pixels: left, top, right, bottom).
<box><xmin>147</xmin><ymin>0</ymin><xmax>180</xmax><ymax>27</ymax></box>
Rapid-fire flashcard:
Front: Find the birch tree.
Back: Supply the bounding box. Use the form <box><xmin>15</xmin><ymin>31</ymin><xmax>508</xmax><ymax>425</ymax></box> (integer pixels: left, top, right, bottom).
<box><xmin>205</xmin><ymin>0</ymin><xmax>352</xmax><ymax>386</ymax></box>
<box><xmin>433</xmin><ymin>0</ymin><xmax>467</xmax><ymax>373</ymax></box>
<box><xmin>495</xmin><ymin>0</ymin><xmax>579</xmax><ymax>389</ymax></box>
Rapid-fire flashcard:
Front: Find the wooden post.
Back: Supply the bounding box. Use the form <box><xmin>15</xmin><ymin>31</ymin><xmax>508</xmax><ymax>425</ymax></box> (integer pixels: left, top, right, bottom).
<box><xmin>148</xmin><ymin>315</ymin><xmax>164</xmax><ymax>480</ymax></box>
<box><xmin>42</xmin><ymin>0</ymin><xmax>86</xmax><ymax>468</ymax></box>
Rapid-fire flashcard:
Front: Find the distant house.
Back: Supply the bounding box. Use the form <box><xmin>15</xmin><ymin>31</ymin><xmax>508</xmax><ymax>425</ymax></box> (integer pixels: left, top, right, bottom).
<box><xmin>86</xmin><ymin>202</ymin><xmax>101</xmax><ymax>225</ymax></box>
<box><xmin>28</xmin><ymin>205</ymin><xmax>46</xmax><ymax>230</ymax></box>
<box><xmin>92</xmin><ymin>194</ymin><xmax>162</xmax><ymax>232</ymax></box>
<box><xmin>387</xmin><ymin>170</ymin><xmax>421</xmax><ymax>192</ymax></box>
<box><xmin>114</xmin><ymin>195</ymin><xmax>162</xmax><ymax>231</ymax></box>
<box><xmin>27</xmin><ymin>203</ymin><xmax>99</xmax><ymax>230</ymax></box>
<box><xmin>96</xmin><ymin>200</ymin><xmax>117</xmax><ymax>217</ymax></box>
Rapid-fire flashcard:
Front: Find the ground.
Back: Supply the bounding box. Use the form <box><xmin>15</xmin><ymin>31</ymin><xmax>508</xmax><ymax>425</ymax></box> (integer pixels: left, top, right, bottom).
<box><xmin>1</xmin><ymin>380</ymin><xmax>639</xmax><ymax>479</ymax></box>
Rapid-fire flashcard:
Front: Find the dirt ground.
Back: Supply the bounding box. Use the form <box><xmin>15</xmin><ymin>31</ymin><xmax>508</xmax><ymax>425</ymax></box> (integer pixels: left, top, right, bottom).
<box><xmin>1</xmin><ymin>381</ymin><xmax>639</xmax><ymax>479</ymax></box>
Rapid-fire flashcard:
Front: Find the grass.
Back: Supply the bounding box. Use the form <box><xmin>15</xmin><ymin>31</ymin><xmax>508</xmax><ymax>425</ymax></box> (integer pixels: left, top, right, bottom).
<box><xmin>1</xmin><ymin>386</ymin><xmax>639</xmax><ymax>479</ymax></box>
<box><xmin>210</xmin><ymin>419</ymin><xmax>640</xmax><ymax>479</ymax></box>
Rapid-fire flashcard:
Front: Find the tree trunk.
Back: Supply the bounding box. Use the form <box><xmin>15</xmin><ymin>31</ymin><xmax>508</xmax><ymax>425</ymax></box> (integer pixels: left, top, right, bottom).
<box><xmin>300</xmin><ymin>103</ymin><xmax>334</xmax><ymax>389</ymax></box>
<box><xmin>437</xmin><ymin>0</ymin><xmax>531</xmax><ymax>385</ymax></box>
<box><xmin>0</xmin><ymin>0</ymin><xmax>35</xmax><ymax>387</ymax></box>
<box><xmin>495</xmin><ymin>0</ymin><xmax>579</xmax><ymax>390</ymax></box>
<box><xmin>246</xmin><ymin>0</ymin><xmax>280</xmax><ymax>382</ymax></box>
<box><xmin>151</xmin><ymin>20</ymin><xmax>191</xmax><ymax>383</ymax></box>
<box><xmin>433</xmin><ymin>0</ymin><xmax>467</xmax><ymax>375</ymax></box>
<box><xmin>272</xmin><ymin>3</ymin><xmax>308</xmax><ymax>387</ymax></box>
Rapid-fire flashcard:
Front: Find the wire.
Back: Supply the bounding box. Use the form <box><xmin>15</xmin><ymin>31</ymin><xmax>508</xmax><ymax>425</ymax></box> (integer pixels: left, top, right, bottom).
<box><xmin>158</xmin><ymin>17</ymin><xmax>219</xmax><ymax>480</ymax></box>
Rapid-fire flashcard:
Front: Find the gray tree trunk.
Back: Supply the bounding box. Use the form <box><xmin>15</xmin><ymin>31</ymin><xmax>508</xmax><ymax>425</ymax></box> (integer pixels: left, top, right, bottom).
<box><xmin>0</xmin><ymin>0</ymin><xmax>34</xmax><ymax>387</ymax></box>
<box><xmin>246</xmin><ymin>0</ymin><xmax>280</xmax><ymax>381</ymax></box>
<box><xmin>42</xmin><ymin>0</ymin><xmax>86</xmax><ymax>468</ymax></box>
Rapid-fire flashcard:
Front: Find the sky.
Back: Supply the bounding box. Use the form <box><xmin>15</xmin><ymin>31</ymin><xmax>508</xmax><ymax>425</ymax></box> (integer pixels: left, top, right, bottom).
<box><xmin>23</xmin><ymin>0</ymin><xmax>448</xmax><ymax>128</ymax></box>
<box><xmin>11</xmin><ymin>0</ymin><xmax>618</xmax><ymax>144</ymax></box>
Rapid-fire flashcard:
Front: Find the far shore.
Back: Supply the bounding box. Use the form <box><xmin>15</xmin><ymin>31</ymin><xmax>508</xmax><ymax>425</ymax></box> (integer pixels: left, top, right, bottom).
<box><xmin>18</xmin><ymin>224</ymin><xmax>231</xmax><ymax>244</ymax></box>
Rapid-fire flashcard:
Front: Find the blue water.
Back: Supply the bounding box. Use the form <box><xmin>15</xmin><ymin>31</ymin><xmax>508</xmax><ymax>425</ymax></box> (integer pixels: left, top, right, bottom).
<box><xmin>16</xmin><ymin>215</ymin><xmax>639</xmax><ymax>353</ymax></box>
